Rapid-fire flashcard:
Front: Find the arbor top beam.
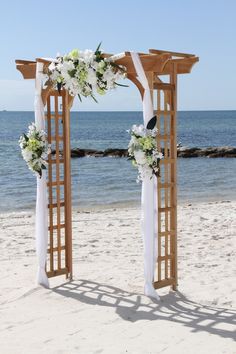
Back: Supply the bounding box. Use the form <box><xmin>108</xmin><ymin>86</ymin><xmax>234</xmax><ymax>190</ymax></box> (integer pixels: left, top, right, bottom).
<box><xmin>15</xmin><ymin>49</ymin><xmax>199</xmax><ymax>79</ymax></box>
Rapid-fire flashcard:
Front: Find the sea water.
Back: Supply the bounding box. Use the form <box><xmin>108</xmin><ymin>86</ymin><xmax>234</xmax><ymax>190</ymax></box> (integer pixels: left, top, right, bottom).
<box><xmin>0</xmin><ymin>111</ymin><xmax>235</xmax><ymax>212</ymax></box>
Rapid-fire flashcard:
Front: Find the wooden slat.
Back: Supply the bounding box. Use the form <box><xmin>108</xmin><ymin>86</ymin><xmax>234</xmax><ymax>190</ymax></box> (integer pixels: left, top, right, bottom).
<box><xmin>149</xmin><ymin>48</ymin><xmax>195</xmax><ymax>58</ymax></box>
<box><xmin>47</xmin><ymin>245</ymin><xmax>66</xmax><ymax>254</ymax></box>
<box><xmin>160</xmin><ymin>158</ymin><xmax>175</xmax><ymax>165</ymax></box>
<box><xmin>158</xmin><ymin>254</ymin><xmax>174</xmax><ymax>261</ymax></box>
<box><xmin>47</xmin><ymin>96</ymin><xmax>54</xmax><ymax>272</ymax></box>
<box><xmin>158</xmin><ymin>57</ymin><xmax>199</xmax><ymax>75</ymax></box>
<box><xmin>48</xmin><ymin>224</ymin><xmax>65</xmax><ymax>231</ymax></box>
<box><xmin>155</xmin><ymin>110</ymin><xmax>175</xmax><ymax>115</ymax></box>
<box><xmin>158</xmin><ymin>182</ymin><xmax>175</xmax><ymax>189</ymax></box>
<box><xmin>158</xmin><ymin>134</ymin><xmax>173</xmax><ymax>141</ymax></box>
<box><xmin>50</xmin><ymin>114</ymin><xmax>63</xmax><ymax>119</ymax></box>
<box><xmin>47</xmin><ymin>268</ymin><xmax>68</xmax><ymax>278</ymax></box>
<box><xmin>156</xmin><ymin>89</ymin><xmax>162</xmax><ymax>282</ymax></box>
<box><xmin>170</xmin><ymin>62</ymin><xmax>178</xmax><ymax>290</ymax></box>
<box><xmin>47</xmin><ymin>181</ymin><xmax>64</xmax><ymax>187</ymax></box>
<box><xmin>159</xmin><ymin>230</ymin><xmax>175</xmax><ymax>237</ymax></box>
<box><xmin>63</xmin><ymin>91</ymin><xmax>73</xmax><ymax>280</ymax></box>
<box><xmin>15</xmin><ymin>59</ymin><xmax>36</xmax><ymax>64</ymax></box>
<box><xmin>158</xmin><ymin>207</ymin><xmax>172</xmax><ymax>213</ymax></box>
<box><xmin>47</xmin><ymin>201</ymin><xmax>65</xmax><ymax>208</ymax></box>
<box><xmin>164</xmin><ymin>91</ymin><xmax>169</xmax><ymax>279</ymax></box>
<box><xmin>153</xmin><ymin>278</ymin><xmax>175</xmax><ymax>290</ymax></box>
<box><xmin>51</xmin><ymin>136</ymin><xmax>64</xmax><ymax>141</ymax></box>
<box><xmin>50</xmin><ymin>158</ymin><xmax>64</xmax><ymax>164</ymax></box>
<box><xmin>153</xmin><ymin>83</ymin><xmax>175</xmax><ymax>91</ymax></box>
<box><xmin>48</xmin><ymin>91</ymin><xmax>62</xmax><ymax>97</ymax></box>
<box><xmin>55</xmin><ymin>95</ymin><xmax>61</xmax><ymax>270</ymax></box>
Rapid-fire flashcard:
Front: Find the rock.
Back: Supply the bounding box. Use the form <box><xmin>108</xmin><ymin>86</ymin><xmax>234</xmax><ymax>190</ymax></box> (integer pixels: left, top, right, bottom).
<box><xmin>70</xmin><ymin>148</ymin><xmax>103</xmax><ymax>157</ymax></box>
<box><xmin>51</xmin><ymin>146</ymin><xmax>236</xmax><ymax>158</ymax></box>
<box><xmin>103</xmin><ymin>148</ymin><xmax>128</xmax><ymax>157</ymax></box>
<box><xmin>71</xmin><ymin>148</ymin><xmax>86</xmax><ymax>158</ymax></box>
<box><xmin>177</xmin><ymin>146</ymin><xmax>236</xmax><ymax>158</ymax></box>
<box><xmin>177</xmin><ymin>147</ymin><xmax>201</xmax><ymax>158</ymax></box>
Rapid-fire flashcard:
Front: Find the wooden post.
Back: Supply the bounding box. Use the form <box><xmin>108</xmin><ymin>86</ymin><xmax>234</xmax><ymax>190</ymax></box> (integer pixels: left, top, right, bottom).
<box><xmin>153</xmin><ymin>77</ymin><xmax>178</xmax><ymax>290</ymax></box>
<box><xmin>46</xmin><ymin>89</ymin><xmax>72</xmax><ymax>279</ymax></box>
<box><xmin>63</xmin><ymin>90</ymin><xmax>73</xmax><ymax>280</ymax></box>
<box><xmin>170</xmin><ymin>63</ymin><xmax>178</xmax><ymax>290</ymax></box>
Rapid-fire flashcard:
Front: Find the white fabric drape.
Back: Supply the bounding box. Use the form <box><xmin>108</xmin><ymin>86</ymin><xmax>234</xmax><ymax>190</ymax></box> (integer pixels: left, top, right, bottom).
<box><xmin>34</xmin><ymin>62</ymin><xmax>49</xmax><ymax>288</ymax></box>
<box><xmin>130</xmin><ymin>52</ymin><xmax>159</xmax><ymax>300</ymax></box>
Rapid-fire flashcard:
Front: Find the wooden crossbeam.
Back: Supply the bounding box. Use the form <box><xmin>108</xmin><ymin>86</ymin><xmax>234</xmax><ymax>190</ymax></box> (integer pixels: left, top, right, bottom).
<box><xmin>15</xmin><ymin>49</ymin><xmax>198</xmax><ymax>80</ymax></box>
<box><xmin>149</xmin><ymin>48</ymin><xmax>195</xmax><ymax>58</ymax></box>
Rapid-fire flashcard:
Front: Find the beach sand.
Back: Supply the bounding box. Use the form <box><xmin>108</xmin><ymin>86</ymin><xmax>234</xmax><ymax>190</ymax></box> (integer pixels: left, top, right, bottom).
<box><xmin>0</xmin><ymin>201</ymin><xmax>235</xmax><ymax>353</ymax></box>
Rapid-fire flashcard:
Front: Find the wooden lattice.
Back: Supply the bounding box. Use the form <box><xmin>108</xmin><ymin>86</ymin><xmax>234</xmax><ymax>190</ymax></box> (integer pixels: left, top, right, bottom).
<box><xmin>15</xmin><ymin>49</ymin><xmax>198</xmax><ymax>290</ymax></box>
<box><xmin>46</xmin><ymin>90</ymin><xmax>72</xmax><ymax>279</ymax></box>
<box><xmin>153</xmin><ymin>65</ymin><xmax>178</xmax><ymax>290</ymax></box>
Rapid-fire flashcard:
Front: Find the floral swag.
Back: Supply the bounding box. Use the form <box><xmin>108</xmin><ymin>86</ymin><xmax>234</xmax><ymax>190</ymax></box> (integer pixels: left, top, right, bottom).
<box><xmin>44</xmin><ymin>43</ymin><xmax>127</xmax><ymax>101</ymax></box>
<box><xmin>128</xmin><ymin>116</ymin><xmax>163</xmax><ymax>182</ymax></box>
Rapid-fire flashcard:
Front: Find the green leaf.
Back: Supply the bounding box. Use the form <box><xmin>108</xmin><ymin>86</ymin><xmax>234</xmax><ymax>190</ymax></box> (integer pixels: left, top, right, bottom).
<box><xmin>110</xmin><ymin>62</ymin><xmax>126</xmax><ymax>73</ymax></box>
<box><xmin>41</xmin><ymin>165</ymin><xmax>46</xmax><ymax>170</ymax></box>
<box><xmin>95</xmin><ymin>41</ymin><xmax>102</xmax><ymax>55</ymax></box>
<box><xmin>146</xmin><ymin>116</ymin><xmax>157</xmax><ymax>130</ymax></box>
<box><xmin>114</xmin><ymin>82</ymin><xmax>129</xmax><ymax>88</ymax></box>
<box><xmin>68</xmin><ymin>69</ymin><xmax>76</xmax><ymax>78</ymax></box>
<box><xmin>57</xmin><ymin>82</ymin><xmax>62</xmax><ymax>94</ymax></box>
<box><xmin>77</xmin><ymin>94</ymin><xmax>82</xmax><ymax>102</ymax></box>
<box><xmin>23</xmin><ymin>133</ymin><xmax>29</xmax><ymax>141</ymax></box>
<box><xmin>91</xmin><ymin>94</ymin><xmax>98</xmax><ymax>103</ymax></box>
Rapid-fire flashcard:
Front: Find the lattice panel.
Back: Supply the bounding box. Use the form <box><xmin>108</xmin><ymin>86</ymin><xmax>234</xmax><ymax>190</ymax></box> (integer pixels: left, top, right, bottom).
<box><xmin>46</xmin><ymin>90</ymin><xmax>72</xmax><ymax>279</ymax></box>
<box><xmin>153</xmin><ymin>70</ymin><xmax>177</xmax><ymax>290</ymax></box>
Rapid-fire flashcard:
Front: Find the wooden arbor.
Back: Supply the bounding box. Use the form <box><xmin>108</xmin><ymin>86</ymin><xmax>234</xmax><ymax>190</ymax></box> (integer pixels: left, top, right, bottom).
<box><xmin>16</xmin><ymin>49</ymin><xmax>198</xmax><ymax>290</ymax></box>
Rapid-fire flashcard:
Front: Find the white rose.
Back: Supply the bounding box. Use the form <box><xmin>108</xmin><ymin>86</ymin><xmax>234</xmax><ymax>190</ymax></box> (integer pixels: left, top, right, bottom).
<box><xmin>132</xmin><ymin>124</ymin><xmax>146</xmax><ymax>137</ymax></box>
<box><xmin>87</xmin><ymin>68</ymin><xmax>97</xmax><ymax>86</ymax></box>
<box><xmin>134</xmin><ymin>150</ymin><xmax>146</xmax><ymax>165</ymax></box>
<box><xmin>22</xmin><ymin>149</ymin><xmax>33</xmax><ymax>162</ymax></box>
<box><xmin>81</xmin><ymin>49</ymin><xmax>95</xmax><ymax>64</ymax></box>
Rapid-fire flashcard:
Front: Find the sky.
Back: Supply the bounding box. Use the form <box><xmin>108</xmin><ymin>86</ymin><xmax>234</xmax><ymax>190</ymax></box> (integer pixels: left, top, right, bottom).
<box><xmin>0</xmin><ymin>0</ymin><xmax>235</xmax><ymax>111</ymax></box>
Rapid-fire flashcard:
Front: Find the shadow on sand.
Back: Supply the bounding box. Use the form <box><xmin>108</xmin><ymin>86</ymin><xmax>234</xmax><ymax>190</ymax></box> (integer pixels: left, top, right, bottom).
<box><xmin>53</xmin><ymin>279</ymin><xmax>236</xmax><ymax>340</ymax></box>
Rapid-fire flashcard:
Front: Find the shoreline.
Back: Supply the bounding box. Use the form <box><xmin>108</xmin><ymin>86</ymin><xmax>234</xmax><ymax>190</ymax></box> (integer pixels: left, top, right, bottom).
<box><xmin>1</xmin><ymin>197</ymin><xmax>236</xmax><ymax>215</ymax></box>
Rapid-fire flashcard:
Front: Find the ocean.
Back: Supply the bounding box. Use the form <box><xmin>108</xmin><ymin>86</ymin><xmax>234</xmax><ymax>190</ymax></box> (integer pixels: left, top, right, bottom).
<box><xmin>0</xmin><ymin>111</ymin><xmax>236</xmax><ymax>212</ymax></box>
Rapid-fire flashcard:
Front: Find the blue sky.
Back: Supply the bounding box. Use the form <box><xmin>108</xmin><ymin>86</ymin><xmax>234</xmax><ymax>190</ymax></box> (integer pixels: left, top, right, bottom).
<box><xmin>0</xmin><ymin>0</ymin><xmax>235</xmax><ymax>111</ymax></box>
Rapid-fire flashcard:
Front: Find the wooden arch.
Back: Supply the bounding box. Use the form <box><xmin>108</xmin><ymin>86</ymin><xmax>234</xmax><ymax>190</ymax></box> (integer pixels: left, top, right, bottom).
<box><xmin>16</xmin><ymin>49</ymin><xmax>198</xmax><ymax>290</ymax></box>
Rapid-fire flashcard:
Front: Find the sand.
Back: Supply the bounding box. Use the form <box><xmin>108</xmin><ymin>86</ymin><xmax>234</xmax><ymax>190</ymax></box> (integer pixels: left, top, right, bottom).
<box><xmin>0</xmin><ymin>201</ymin><xmax>235</xmax><ymax>354</ymax></box>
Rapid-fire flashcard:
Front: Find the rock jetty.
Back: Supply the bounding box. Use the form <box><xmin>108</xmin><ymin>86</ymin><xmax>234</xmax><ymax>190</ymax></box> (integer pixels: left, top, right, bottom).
<box><xmin>51</xmin><ymin>146</ymin><xmax>236</xmax><ymax>158</ymax></box>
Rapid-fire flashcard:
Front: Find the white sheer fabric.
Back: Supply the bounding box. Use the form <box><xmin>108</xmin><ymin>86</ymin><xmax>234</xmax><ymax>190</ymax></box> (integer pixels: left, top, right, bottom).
<box><xmin>130</xmin><ymin>52</ymin><xmax>159</xmax><ymax>300</ymax></box>
<box><xmin>34</xmin><ymin>62</ymin><xmax>49</xmax><ymax>288</ymax></box>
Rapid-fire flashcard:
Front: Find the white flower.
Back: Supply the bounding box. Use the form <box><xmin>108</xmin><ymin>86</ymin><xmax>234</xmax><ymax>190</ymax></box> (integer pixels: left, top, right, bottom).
<box><xmin>46</xmin><ymin>46</ymin><xmax>126</xmax><ymax>101</ymax></box>
<box><xmin>81</xmin><ymin>49</ymin><xmax>95</xmax><ymax>64</ymax></box>
<box><xmin>87</xmin><ymin>68</ymin><xmax>97</xmax><ymax>86</ymax></box>
<box><xmin>19</xmin><ymin>123</ymin><xmax>50</xmax><ymax>178</ymax></box>
<box><xmin>128</xmin><ymin>123</ymin><xmax>162</xmax><ymax>182</ymax></box>
<box><xmin>132</xmin><ymin>124</ymin><xmax>146</xmax><ymax>137</ymax></box>
<box><xmin>133</xmin><ymin>150</ymin><xmax>146</xmax><ymax>165</ymax></box>
<box><xmin>22</xmin><ymin>149</ymin><xmax>33</xmax><ymax>162</ymax></box>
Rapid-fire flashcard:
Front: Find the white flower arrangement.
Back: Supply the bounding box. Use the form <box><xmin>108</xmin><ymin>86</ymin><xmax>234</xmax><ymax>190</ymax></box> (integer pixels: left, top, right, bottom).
<box><xmin>19</xmin><ymin>123</ymin><xmax>51</xmax><ymax>178</ymax></box>
<box><xmin>44</xmin><ymin>43</ymin><xmax>127</xmax><ymax>102</ymax></box>
<box><xmin>128</xmin><ymin>117</ymin><xmax>163</xmax><ymax>182</ymax></box>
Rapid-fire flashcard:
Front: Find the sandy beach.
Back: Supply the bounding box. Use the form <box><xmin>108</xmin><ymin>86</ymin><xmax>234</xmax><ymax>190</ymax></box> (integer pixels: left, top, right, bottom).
<box><xmin>0</xmin><ymin>201</ymin><xmax>235</xmax><ymax>354</ymax></box>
